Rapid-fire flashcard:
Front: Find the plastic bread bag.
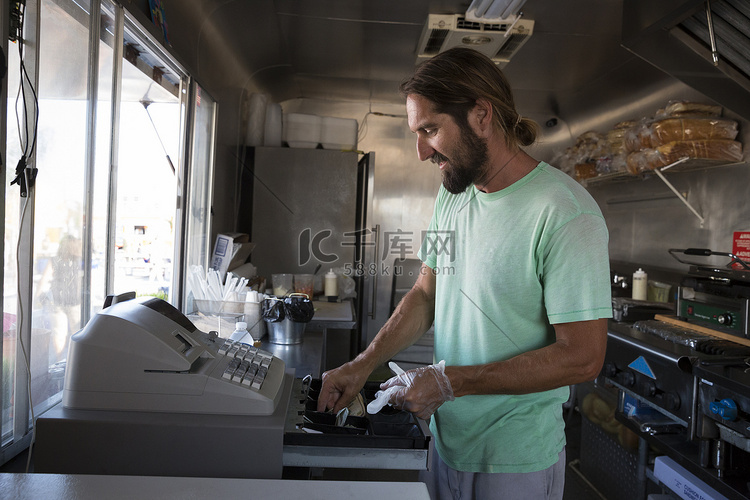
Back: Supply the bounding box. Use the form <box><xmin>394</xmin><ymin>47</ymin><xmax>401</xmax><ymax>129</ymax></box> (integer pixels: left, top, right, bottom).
<box><xmin>662</xmin><ymin>100</ymin><xmax>722</xmax><ymax>118</ymax></box>
<box><xmin>606</xmin><ymin>121</ymin><xmax>635</xmax><ymax>155</ymax></box>
<box><xmin>597</xmin><ymin>153</ymin><xmax>627</xmax><ymax>174</ymax></box>
<box><xmin>625</xmin><ymin>149</ymin><xmax>663</xmax><ymax>175</ymax></box>
<box><xmin>624</xmin><ymin>118</ymin><xmax>653</xmax><ymax>152</ymax></box>
<box><xmin>575</xmin><ymin>162</ymin><xmax>598</xmax><ymax>181</ymax></box>
<box><xmin>656</xmin><ymin>139</ymin><xmax>744</xmax><ymax>166</ymax></box>
<box><xmin>648</xmin><ymin>118</ymin><xmax>738</xmax><ymax>147</ymax></box>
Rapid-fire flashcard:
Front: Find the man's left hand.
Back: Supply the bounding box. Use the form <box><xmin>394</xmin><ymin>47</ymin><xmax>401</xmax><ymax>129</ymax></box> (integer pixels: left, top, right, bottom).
<box><xmin>379</xmin><ymin>360</ymin><xmax>455</xmax><ymax>419</ymax></box>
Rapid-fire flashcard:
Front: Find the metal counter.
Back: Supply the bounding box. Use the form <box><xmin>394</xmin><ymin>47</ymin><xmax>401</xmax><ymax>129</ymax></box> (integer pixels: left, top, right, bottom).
<box><xmin>260</xmin><ymin>329</ymin><xmax>324</xmax><ymax>378</ymax></box>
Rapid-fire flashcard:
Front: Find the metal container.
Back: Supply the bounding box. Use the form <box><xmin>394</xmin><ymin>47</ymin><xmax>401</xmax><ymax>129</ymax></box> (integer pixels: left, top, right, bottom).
<box><xmin>262</xmin><ymin>293</ymin><xmax>313</xmax><ymax>344</ymax></box>
<box><xmin>266</xmin><ymin>318</ymin><xmax>306</xmax><ymax>344</ymax></box>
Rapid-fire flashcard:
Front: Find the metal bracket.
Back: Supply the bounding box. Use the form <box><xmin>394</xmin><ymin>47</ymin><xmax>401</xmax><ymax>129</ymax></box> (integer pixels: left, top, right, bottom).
<box><xmin>652</xmin><ymin>157</ymin><xmax>705</xmax><ymax>227</ymax></box>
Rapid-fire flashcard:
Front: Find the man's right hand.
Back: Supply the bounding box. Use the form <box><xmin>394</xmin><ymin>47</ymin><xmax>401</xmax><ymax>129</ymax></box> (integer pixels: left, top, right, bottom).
<box><xmin>316</xmin><ymin>360</ymin><xmax>371</xmax><ymax>414</ymax></box>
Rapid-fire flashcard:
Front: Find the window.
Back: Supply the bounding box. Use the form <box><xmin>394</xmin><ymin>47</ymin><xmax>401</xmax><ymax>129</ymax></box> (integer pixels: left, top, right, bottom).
<box><xmin>182</xmin><ymin>83</ymin><xmax>217</xmax><ymax>312</ymax></box>
<box><xmin>1</xmin><ymin>0</ymin><xmax>215</xmax><ymax>465</ymax></box>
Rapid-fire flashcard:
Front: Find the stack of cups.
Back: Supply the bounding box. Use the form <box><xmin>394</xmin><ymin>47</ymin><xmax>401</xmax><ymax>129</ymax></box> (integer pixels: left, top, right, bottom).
<box><xmin>244</xmin><ymin>290</ymin><xmax>266</xmax><ymax>340</ymax></box>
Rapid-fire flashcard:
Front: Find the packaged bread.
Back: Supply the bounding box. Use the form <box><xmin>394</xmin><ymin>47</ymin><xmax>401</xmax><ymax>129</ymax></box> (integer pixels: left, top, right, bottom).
<box><xmin>556</xmin><ymin>147</ymin><xmax>577</xmax><ymax>177</ymax></box>
<box><xmin>626</xmin><ymin>149</ymin><xmax>662</xmax><ymax>174</ymax></box>
<box><xmin>575</xmin><ymin>162</ymin><xmax>598</xmax><ymax>181</ymax></box>
<box><xmin>628</xmin><ymin>139</ymin><xmax>743</xmax><ymax>173</ymax></box>
<box><xmin>648</xmin><ymin>118</ymin><xmax>738</xmax><ymax>147</ymax></box>
<box><xmin>607</xmin><ymin>121</ymin><xmax>635</xmax><ymax>155</ymax></box>
<box><xmin>664</xmin><ymin>100</ymin><xmax>722</xmax><ymax>117</ymax></box>
<box><xmin>656</xmin><ymin>139</ymin><xmax>743</xmax><ymax>166</ymax></box>
<box><xmin>624</xmin><ymin>119</ymin><xmax>652</xmax><ymax>152</ymax></box>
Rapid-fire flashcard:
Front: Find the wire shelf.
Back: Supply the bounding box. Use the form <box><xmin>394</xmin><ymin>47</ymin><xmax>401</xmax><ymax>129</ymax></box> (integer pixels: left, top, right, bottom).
<box><xmin>582</xmin><ymin>158</ymin><xmax>745</xmax><ymax>188</ymax></box>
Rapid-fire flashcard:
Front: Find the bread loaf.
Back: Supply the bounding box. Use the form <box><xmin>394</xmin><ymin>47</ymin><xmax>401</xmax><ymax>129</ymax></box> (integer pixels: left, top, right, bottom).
<box><xmin>575</xmin><ymin>162</ymin><xmax>598</xmax><ymax>181</ymax></box>
<box><xmin>664</xmin><ymin>101</ymin><xmax>722</xmax><ymax>117</ymax></box>
<box><xmin>628</xmin><ymin>139</ymin><xmax>743</xmax><ymax>173</ymax></box>
<box><xmin>648</xmin><ymin>118</ymin><xmax>738</xmax><ymax>147</ymax></box>
<box><xmin>656</xmin><ymin>139</ymin><xmax>743</xmax><ymax>166</ymax></box>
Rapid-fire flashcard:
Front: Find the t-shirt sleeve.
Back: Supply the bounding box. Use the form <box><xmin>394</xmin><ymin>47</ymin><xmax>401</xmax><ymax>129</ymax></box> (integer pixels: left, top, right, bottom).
<box><xmin>542</xmin><ymin>212</ymin><xmax>613</xmax><ymax>323</ymax></box>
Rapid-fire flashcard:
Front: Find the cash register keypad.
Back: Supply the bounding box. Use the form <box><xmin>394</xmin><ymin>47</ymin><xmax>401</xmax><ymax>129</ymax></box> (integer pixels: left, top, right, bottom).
<box><xmin>218</xmin><ymin>340</ymin><xmax>274</xmax><ymax>391</ymax></box>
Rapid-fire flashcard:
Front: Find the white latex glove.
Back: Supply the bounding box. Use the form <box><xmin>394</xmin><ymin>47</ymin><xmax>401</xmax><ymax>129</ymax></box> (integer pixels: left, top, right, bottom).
<box><xmin>367</xmin><ymin>360</ymin><xmax>454</xmax><ymax>420</ymax></box>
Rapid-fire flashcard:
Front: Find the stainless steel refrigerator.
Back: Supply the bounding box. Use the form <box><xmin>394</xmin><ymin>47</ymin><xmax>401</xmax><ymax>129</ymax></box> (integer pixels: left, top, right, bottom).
<box><xmin>242</xmin><ymin>146</ymin><xmax>376</xmax><ymax>352</ymax></box>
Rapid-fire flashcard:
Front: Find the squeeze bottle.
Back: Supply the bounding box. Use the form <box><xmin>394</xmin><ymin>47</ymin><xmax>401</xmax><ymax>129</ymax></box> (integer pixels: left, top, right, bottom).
<box><xmin>632</xmin><ymin>268</ymin><xmax>648</xmax><ymax>301</ymax></box>
<box><xmin>324</xmin><ymin>269</ymin><xmax>338</xmax><ymax>298</ymax></box>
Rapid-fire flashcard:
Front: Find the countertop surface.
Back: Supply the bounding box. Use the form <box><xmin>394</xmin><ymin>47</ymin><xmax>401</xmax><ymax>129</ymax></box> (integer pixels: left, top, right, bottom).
<box><xmin>310</xmin><ymin>300</ymin><xmax>355</xmax><ymax>323</ymax></box>
<box><xmin>0</xmin><ymin>473</ymin><xmax>430</xmax><ymax>499</ymax></box>
<box><xmin>261</xmin><ymin>329</ymin><xmax>323</xmax><ymax>378</ymax></box>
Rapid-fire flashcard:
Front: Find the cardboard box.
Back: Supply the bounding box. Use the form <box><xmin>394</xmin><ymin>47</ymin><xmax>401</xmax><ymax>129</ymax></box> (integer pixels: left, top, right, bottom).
<box><xmin>210</xmin><ymin>233</ymin><xmax>255</xmax><ymax>280</ymax></box>
<box><xmin>653</xmin><ymin>456</ymin><xmax>728</xmax><ymax>500</ymax></box>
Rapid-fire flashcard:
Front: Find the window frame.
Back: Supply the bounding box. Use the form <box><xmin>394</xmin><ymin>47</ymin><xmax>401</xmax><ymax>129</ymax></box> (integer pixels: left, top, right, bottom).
<box><xmin>0</xmin><ymin>0</ymin><xmax>215</xmax><ymax>466</ymax></box>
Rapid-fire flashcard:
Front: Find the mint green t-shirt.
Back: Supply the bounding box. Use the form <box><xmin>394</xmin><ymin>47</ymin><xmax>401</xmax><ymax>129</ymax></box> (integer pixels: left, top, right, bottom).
<box><xmin>417</xmin><ymin>162</ymin><xmax>612</xmax><ymax>473</ymax></box>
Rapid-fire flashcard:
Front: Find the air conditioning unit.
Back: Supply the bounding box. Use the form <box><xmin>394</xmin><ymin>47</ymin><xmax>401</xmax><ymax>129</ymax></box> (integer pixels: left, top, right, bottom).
<box><xmin>416</xmin><ymin>13</ymin><xmax>534</xmax><ymax>68</ymax></box>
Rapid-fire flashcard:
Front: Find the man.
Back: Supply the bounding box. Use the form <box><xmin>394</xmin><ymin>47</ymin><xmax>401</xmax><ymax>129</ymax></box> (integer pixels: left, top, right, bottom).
<box><xmin>317</xmin><ymin>47</ymin><xmax>612</xmax><ymax>499</ymax></box>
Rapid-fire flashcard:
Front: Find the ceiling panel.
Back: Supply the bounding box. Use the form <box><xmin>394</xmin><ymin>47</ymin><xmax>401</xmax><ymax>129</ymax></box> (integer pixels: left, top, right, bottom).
<box><xmin>179</xmin><ymin>0</ymin><xmax>680</xmax><ymax>120</ymax></box>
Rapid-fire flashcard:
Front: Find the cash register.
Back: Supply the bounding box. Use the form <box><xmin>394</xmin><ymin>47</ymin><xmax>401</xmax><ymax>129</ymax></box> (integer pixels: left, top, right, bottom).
<box><xmin>63</xmin><ymin>294</ymin><xmax>286</xmax><ymax>415</ymax></box>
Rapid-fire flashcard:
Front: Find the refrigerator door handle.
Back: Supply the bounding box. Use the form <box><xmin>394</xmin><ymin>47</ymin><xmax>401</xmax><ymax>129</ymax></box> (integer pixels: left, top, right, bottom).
<box><xmin>369</xmin><ymin>224</ymin><xmax>380</xmax><ymax>319</ymax></box>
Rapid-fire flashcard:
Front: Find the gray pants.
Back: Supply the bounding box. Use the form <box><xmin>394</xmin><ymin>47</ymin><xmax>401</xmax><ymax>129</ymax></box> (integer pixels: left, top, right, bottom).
<box><xmin>419</xmin><ymin>444</ymin><xmax>566</xmax><ymax>500</ymax></box>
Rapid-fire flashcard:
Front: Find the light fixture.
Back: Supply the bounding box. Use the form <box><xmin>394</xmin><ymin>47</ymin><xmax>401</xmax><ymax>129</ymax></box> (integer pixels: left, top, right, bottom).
<box><xmin>461</xmin><ymin>35</ymin><xmax>493</xmax><ymax>46</ymax></box>
<box><xmin>465</xmin><ymin>0</ymin><xmax>527</xmax><ymax>22</ymax></box>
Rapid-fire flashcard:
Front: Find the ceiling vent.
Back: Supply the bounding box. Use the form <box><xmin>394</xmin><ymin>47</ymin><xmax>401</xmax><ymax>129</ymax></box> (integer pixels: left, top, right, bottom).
<box><xmin>623</xmin><ymin>0</ymin><xmax>750</xmax><ymax>118</ymax></box>
<box><xmin>416</xmin><ymin>13</ymin><xmax>534</xmax><ymax>67</ymax></box>
<box><xmin>673</xmin><ymin>0</ymin><xmax>750</xmax><ymax>90</ymax></box>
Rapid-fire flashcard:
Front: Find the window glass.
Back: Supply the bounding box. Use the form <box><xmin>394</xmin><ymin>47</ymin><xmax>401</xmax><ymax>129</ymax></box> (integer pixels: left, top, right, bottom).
<box><xmin>29</xmin><ymin>0</ymin><xmax>92</xmax><ymax>416</ymax></box>
<box><xmin>3</xmin><ymin>28</ymin><xmax>24</xmax><ymax>445</ymax></box>
<box><xmin>183</xmin><ymin>84</ymin><xmax>216</xmax><ymax>312</ymax></box>
<box><xmin>112</xmin><ymin>36</ymin><xmax>183</xmax><ymax>301</ymax></box>
<box><xmin>89</xmin><ymin>1</ymin><xmax>117</xmax><ymax>316</ymax></box>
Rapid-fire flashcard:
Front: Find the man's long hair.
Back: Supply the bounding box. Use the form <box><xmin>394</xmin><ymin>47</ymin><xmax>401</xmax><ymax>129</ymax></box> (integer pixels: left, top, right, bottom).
<box><xmin>400</xmin><ymin>47</ymin><xmax>537</xmax><ymax>149</ymax></box>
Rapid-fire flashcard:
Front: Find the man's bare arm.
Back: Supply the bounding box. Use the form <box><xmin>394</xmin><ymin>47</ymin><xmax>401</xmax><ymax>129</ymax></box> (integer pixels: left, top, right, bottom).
<box><xmin>316</xmin><ymin>264</ymin><xmax>437</xmax><ymax>413</ymax></box>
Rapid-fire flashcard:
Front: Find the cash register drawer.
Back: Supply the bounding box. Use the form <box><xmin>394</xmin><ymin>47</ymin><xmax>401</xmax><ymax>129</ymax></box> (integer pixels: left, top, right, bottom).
<box><xmin>282</xmin><ymin>378</ymin><xmax>431</xmax><ymax>470</ymax></box>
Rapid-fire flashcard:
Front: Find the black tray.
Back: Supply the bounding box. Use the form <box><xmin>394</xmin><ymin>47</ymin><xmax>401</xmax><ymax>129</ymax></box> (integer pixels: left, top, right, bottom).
<box><xmin>284</xmin><ymin>378</ymin><xmax>429</xmax><ymax>450</ymax></box>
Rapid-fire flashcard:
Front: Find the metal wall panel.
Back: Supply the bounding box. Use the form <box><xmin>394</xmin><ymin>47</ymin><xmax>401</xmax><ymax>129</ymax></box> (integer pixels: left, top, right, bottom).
<box><xmin>250</xmin><ymin>147</ymin><xmax>359</xmax><ymax>278</ymax></box>
<box><xmin>283</xmin><ymin>78</ymin><xmax>750</xmax><ymax>349</ymax></box>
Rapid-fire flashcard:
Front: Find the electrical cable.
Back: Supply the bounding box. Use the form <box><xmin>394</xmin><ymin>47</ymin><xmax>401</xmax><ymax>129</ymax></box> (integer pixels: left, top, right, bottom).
<box><xmin>10</xmin><ymin>0</ymin><xmax>40</xmax><ymax>196</ymax></box>
<box><xmin>16</xmin><ymin>195</ymin><xmax>36</xmax><ymax>473</ymax></box>
<box><xmin>9</xmin><ymin>0</ymin><xmax>40</xmax><ymax>471</ymax></box>
<box><xmin>357</xmin><ymin>107</ymin><xmax>406</xmax><ymax>144</ymax></box>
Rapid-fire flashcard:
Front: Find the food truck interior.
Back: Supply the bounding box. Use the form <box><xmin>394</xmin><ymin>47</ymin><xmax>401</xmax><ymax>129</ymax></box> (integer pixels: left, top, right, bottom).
<box><xmin>1</xmin><ymin>0</ymin><xmax>750</xmax><ymax>498</ymax></box>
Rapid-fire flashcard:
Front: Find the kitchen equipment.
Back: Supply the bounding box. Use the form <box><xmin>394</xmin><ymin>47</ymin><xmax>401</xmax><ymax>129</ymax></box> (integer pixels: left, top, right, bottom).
<box><xmin>611</xmin><ymin>297</ymin><xmax>674</xmax><ymax>322</ymax></box>
<box><xmin>245</xmin><ymin>147</ymin><xmax>375</xmax><ymax>353</ymax></box>
<box><xmin>597</xmin><ymin>249</ymin><xmax>750</xmax><ymax>499</ymax></box>
<box><xmin>669</xmin><ymin>248</ymin><xmax>750</xmax><ymax>338</ymax></box>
